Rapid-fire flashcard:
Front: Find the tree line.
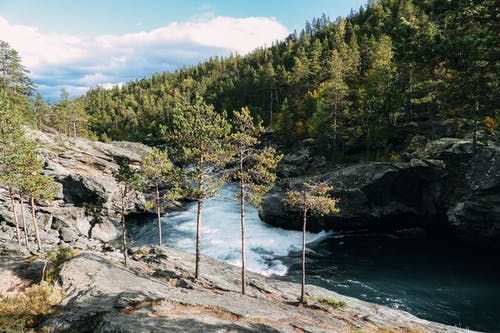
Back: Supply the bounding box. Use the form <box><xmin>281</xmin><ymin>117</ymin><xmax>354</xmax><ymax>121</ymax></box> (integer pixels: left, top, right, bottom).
<box><xmin>59</xmin><ymin>0</ymin><xmax>498</xmax><ymax>161</ymax></box>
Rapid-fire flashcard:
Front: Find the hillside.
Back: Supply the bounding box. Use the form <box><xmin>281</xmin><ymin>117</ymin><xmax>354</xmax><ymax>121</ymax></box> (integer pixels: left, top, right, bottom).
<box><xmin>69</xmin><ymin>0</ymin><xmax>499</xmax><ymax>162</ymax></box>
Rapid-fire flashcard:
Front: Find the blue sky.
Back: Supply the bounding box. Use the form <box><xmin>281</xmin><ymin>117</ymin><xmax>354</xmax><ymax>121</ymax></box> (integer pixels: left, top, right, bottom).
<box><xmin>0</xmin><ymin>0</ymin><xmax>367</xmax><ymax>99</ymax></box>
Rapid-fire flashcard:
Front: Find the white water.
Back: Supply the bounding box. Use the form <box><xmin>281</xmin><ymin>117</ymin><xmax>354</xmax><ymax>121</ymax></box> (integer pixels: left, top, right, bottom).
<box><xmin>129</xmin><ymin>183</ymin><xmax>331</xmax><ymax>276</ymax></box>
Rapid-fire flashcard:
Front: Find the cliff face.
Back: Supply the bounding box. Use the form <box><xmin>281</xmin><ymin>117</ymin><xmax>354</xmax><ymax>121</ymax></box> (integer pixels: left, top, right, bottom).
<box><xmin>0</xmin><ymin>129</ymin><xmax>153</xmax><ymax>251</ymax></box>
<box><xmin>260</xmin><ymin>139</ymin><xmax>500</xmax><ymax>247</ymax></box>
<box><xmin>33</xmin><ymin>245</ymin><xmax>473</xmax><ymax>333</ymax></box>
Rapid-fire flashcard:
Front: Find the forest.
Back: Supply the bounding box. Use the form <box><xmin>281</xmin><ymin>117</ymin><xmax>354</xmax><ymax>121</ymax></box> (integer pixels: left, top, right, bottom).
<box><xmin>13</xmin><ymin>0</ymin><xmax>494</xmax><ymax>163</ymax></box>
<box><xmin>0</xmin><ymin>1</ymin><xmax>498</xmax><ymax>331</ymax></box>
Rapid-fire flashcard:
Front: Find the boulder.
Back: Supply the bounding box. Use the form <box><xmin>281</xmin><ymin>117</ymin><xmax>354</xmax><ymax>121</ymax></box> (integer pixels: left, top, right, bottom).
<box><xmin>260</xmin><ymin>138</ymin><xmax>500</xmax><ymax>246</ymax></box>
<box><xmin>60</xmin><ymin>227</ymin><xmax>79</xmax><ymax>243</ymax></box>
<box><xmin>90</xmin><ymin>219</ymin><xmax>120</xmax><ymax>243</ymax></box>
<box><xmin>415</xmin><ymin>139</ymin><xmax>500</xmax><ymax>246</ymax></box>
<box><xmin>260</xmin><ymin>159</ymin><xmax>448</xmax><ymax>233</ymax></box>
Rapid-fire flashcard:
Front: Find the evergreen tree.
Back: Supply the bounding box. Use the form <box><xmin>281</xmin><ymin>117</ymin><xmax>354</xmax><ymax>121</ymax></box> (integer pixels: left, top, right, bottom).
<box><xmin>285</xmin><ymin>181</ymin><xmax>339</xmax><ymax>303</ymax></box>
<box><xmin>15</xmin><ymin>139</ymin><xmax>57</xmax><ymax>252</ymax></box>
<box><xmin>0</xmin><ymin>89</ymin><xmax>24</xmax><ymax>245</ymax></box>
<box><xmin>0</xmin><ymin>40</ymin><xmax>34</xmax><ymax>116</ymax></box>
<box><xmin>33</xmin><ymin>92</ymin><xmax>50</xmax><ymax>129</ymax></box>
<box><xmin>140</xmin><ymin>148</ymin><xmax>181</xmax><ymax>246</ymax></box>
<box><xmin>229</xmin><ymin>107</ymin><xmax>282</xmax><ymax>294</ymax></box>
<box><xmin>165</xmin><ymin>95</ymin><xmax>232</xmax><ymax>279</ymax></box>
<box><xmin>115</xmin><ymin>159</ymin><xmax>141</xmax><ymax>267</ymax></box>
<box><xmin>320</xmin><ymin>48</ymin><xmax>349</xmax><ymax>152</ymax></box>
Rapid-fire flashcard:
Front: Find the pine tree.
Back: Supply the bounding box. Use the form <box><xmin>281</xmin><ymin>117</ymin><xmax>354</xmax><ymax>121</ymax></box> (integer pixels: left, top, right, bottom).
<box><xmin>286</xmin><ymin>181</ymin><xmax>339</xmax><ymax>303</ymax></box>
<box><xmin>229</xmin><ymin>107</ymin><xmax>282</xmax><ymax>294</ymax></box>
<box><xmin>0</xmin><ymin>89</ymin><xmax>24</xmax><ymax>245</ymax></box>
<box><xmin>115</xmin><ymin>159</ymin><xmax>141</xmax><ymax>267</ymax></box>
<box><xmin>0</xmin><ymin>40</ymin><xmax>34</xmax><ymax>115</ymax></box>
<box><xmin>33</xmin><ymin>92</ymin><xmax>50</xmax><ymax>129</ymax></box>
<box><xmin>15</xmin><ymin>139</ymin><xmax>57</xmax><ymax>252</ymax></box>
<box><xmin>140</xmin><ymin>148</ymin><xmax>181</xmax><ymax>246</ymax></box>
<box><xmin>164</xmin><ymin>94</ymin><xmax>232</xmax><ymax>280</ymax></box>
<box><xmin>320</xmin><ymin>48</ymin><xmax>349</xmax><ymax>152</ymax></box>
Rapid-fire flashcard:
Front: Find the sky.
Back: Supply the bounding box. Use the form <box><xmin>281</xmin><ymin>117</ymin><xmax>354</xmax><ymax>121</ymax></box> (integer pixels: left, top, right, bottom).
<box><xmin>0</xmin><ymin>0</ymin><xmax>367</xmax><ymax>100</ymax></box>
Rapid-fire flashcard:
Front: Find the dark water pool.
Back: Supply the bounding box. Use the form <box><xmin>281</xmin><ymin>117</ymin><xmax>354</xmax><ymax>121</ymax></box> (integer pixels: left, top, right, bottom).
<box><xmin>279</xmin><ymin>233</ymin><xmax>500</xmax><ymax>332</ymax></box>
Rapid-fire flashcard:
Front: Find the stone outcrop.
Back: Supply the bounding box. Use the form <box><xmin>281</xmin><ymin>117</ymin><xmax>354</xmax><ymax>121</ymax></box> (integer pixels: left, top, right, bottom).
<box><xmin>37</xmin><ymin>246</ymin><xmax>474</xmax><ymax>333</ymax></box>
<box><xmin>0</xmin><ymin>128</ymin><xmax>152</xmax><ymax>251</ymax></box>
<box><xmin>260</xmin><ymin>138</ymin><xmax>500</xmax><ymax>247</ymax></box>
<box><xmin>414</xmin><ymin>138</ymin><xmax>500</xmax><ymax>246</ymax></box>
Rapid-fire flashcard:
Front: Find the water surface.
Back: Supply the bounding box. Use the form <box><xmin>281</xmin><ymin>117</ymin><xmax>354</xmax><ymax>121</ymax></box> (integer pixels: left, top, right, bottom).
<box><xmin>128</xmin><ymin>184</ymin><xmax>500</xmax><ymax>332</ymax></box>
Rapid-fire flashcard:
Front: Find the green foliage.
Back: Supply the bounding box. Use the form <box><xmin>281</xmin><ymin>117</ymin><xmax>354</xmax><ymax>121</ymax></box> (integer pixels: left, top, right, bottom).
<box><xmin>115</xmin><ymin>158</ymin><xmax>142</xmax><ymax>266</ymax></box>
<box><xmin>48</xmin><ymin>89</ymin><xmax>89</xmax><ymax>138</ymax></box>
<box><xmin>229</xmin><ymin>106</ymin><xmax>282</xmax><ymax>294</ymax></box>
<box><xmin>0</xmin><ymin>89</ymin><xmax>25</xmax><ymax>188</ymax></box>
<box><xmin>140</xmin><ymin>147</ymin><xmax>182</xmax><ymax>245</ymax></box>
<box><xmin>0</xmin><ymin>40</ymin><xmax>35</xmax><ymax>119</ymax></box>
<box><xmin>164</xmin><ymin>94</ymin><xmax>232</xmax><ymax>200</ymax></box>
<box><xmin>74</xmin><ymin>1</ymin><xmax>498</xmax><ymax>160</ymax></box>
<box><xmin>116</xmin><ymin>159</ymin><xmax>141</xmax><ymax>187</ymax></box>
<box><xmin>286</xmin><ymin>181</ymin><xmax>339</xmax><ymax>216</ymax></box>
<box><xmin>163</xmin><ymin>94</ymin><xmax>232</xmax><ymax>278</ymax></box>
<box><xmin>230</xmin><ymin>107</ymin><xmax>282</xmax><ymax>205</ymax></box>
<box><xmin>286</xmin><ymin>181</ymin><xmax>339</xmax><ymax>302</ymax></box>
<box><xmin>15</xmin><ymin>139</ymin><xmax>58</xmax><ymax>201</ymax></box>
<box><xmin>0</xmin><ymin>281</ymin><xmax>64</xmax><ymax>332</ymax></box>
<box><xmin>140</xmin><ymin>147</ymin><xmax>181</xmax><ymax>200</ymax></box>
<box><xmin>43</xmin><ymin>245</ymin><xmax>76</xmax><ymax>283</ymax></box>
<box><xmin>311</xmin><ymin>296</ymin><xmax>347</xmax><ymax>309</ymax></box>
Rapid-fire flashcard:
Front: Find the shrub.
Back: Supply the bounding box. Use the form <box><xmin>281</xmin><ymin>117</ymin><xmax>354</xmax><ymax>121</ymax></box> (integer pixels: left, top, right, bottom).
<box><xmin>43</xmin><ymin>245</ymin><xmax>76</xmax><ymax>283</ymax></box>
<box><xmin>312</xmin><ymin>296</ymin><xmax>347</xmax><ymax>309</ymax></box>
<box><xmin>0</xmin><ymin>282</ymin><xmax>64</xmax><ymax>332</ymax></box>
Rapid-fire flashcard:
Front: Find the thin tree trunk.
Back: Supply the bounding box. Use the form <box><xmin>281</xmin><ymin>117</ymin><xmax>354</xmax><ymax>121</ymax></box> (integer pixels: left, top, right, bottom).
<box><xmin>195</xmin><ymin>158</ymin><xmax>204</xmax><ymax>280</ymax></box>
<box><xmin>333</xmin><ymin>98</ymin><xmax>338</xmax><ymax>144</ymax></box>
<box><xmin>156</xmin><ymin>179</ymin><xmax>162</xmax><ymax>246</ymax></box>
<box><xmin>8</xmin><ymin>187</ymin><xmax>21</xmax><ymax>245</ymax></box>
<box><xmin>195</xmin><ymin>199</ymin><xmax>202</xmax><ymax>280</ymax></box>
<box><xmin>472</xmin><ymin>120</ymin><xmax>478</xmax><ymax>153</ymax></box>
<box><xmin>301</xmin><ymin>207</ymin><xmax>308</xmax><ymax>303</ymax></box>
<box><xmin>240</xmin><ymin>150</ymin><xmax>246</xmax><ymax>295</ymax></box>
<box><xmin>407</xmin><ymin>65</ymin><xmax>413</xmax><ymax>123</ymax></box>
<box><xmin>269</xmin><ymin>86</ymin><xmax>273</xmax><ymax>127</ymax></box>
<box><xmin>473</xmin><ymin>99</ymin><xmax>479</xmax><ymax>153</ymax></box>
<box><xmin>20</xmin><ymin>196</ymin><xmax>28</xmax><ymax>246</ymax></box>
<box><xmin>30</xmin><ymin>194</ymin><xmax>42</xmax><ymax>252</ymax></box>
<box><xmin>121</xmin><ymin>190</ymin><xmax>129</xmax><ymax>267</ymax></box>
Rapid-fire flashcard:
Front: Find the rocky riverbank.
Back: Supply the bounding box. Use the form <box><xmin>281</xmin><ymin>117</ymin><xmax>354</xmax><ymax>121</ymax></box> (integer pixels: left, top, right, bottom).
<box><xmin>0</xmin><ymin>128</ymin><xmax>156</xmax><ymax>252</ymax></box>
<box><xmin>260</xmin><ymin>138</ymin><xmax>500</xmax><ymax>247</ymax></box>
<box><xmin>0</xmin><ymin>242</ymin><xmax>478</xmax><ymax>333</ymax></box>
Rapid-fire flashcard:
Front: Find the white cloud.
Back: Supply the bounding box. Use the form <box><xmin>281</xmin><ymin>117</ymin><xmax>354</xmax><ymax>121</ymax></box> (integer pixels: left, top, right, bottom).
<box><xmin>0</xmin><ymin>15</ymin><xmax>289</xmax><ymax>99</ymax></box>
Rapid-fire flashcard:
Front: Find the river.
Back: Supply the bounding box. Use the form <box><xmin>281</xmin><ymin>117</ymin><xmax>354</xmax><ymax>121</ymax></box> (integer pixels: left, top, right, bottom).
<box><xmin>128</xmin><ymin>184</ymin><xmax>500</xmax><ymax>332</ymax></box>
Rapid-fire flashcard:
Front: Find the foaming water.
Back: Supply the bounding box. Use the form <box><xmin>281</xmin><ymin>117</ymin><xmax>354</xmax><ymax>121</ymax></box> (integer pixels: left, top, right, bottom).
<box><xmin>128</xmin><ymin>183</ymin><xmax>329</xmax><ymax>276</ymax></box>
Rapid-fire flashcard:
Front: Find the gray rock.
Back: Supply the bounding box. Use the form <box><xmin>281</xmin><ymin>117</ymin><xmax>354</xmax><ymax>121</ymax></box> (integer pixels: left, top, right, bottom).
<box><xmin>60</xmin><ymin>227</ymin><xmax>79</xmax><ymax>243</ymax></box>
<box><xmin>261</xmin><ymin>138</ymin><xmax>500</xmax><ymax>246</ymax></box>
<box><xmin>0</xmin><ymin>128</ymin><xmax>153</xmax><ymax>251</ymax></box>
<box><xmin>417</xmin><ymin>139</ymin><xmax>500</xmax><ymax>246</ymax></box>
<box><xmin>260</xmin><ymin>159</ymin><xmax>447</xmax><ymax>232</ymax></box>
<box><xmin>38</xmin><ymin>247</ymin><xmax>475</xmax><ymax>333</ymax></box>
<box><xmin>91</xmin><ymin>219</ymin><xmax>119</xmax><ymax>243</ymax></box>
